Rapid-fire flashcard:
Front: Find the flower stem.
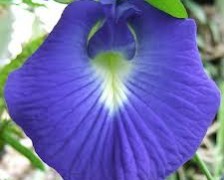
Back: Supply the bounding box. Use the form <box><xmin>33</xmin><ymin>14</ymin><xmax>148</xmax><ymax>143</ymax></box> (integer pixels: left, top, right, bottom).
<box><xmin>215</xmin><ymin>83</ymin><xmax>224</xmax><ymax>177</ymax></box>
<box><xmin>193</xmin><ymin>153</ymin><xmax>214</xmax><ymax>180</ymax></box>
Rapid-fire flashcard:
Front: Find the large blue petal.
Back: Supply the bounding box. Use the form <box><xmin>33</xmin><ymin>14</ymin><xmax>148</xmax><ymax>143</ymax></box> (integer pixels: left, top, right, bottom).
<box><xmin>4</xmin><ymin>1</ymin><xmax>220</xmax><ymax>180</ymax></box>
<box><xmin>4</xmin><ymin>1</ymin><xmax>109</xmax><ymax>179</ymax></box>
<box><xmin>123</xmin><ymin>1</ymin><xmax>220</xmax><ymax>178</ymax></box>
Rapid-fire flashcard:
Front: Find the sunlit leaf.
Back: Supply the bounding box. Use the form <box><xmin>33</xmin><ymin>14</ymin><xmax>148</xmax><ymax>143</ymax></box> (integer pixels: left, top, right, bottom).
<box><xmin>145</xmin><ymin>0</ymin><xmax>188</xmax><ymax>18</ymax></box>
<box><xmin>53</xmin><ymin>0</ymin><xmax>73</xmax><ymax>4</ymax></box>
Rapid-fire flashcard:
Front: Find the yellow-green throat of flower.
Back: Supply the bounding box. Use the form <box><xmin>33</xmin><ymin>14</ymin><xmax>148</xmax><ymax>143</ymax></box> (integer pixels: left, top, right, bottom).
<box><xmin>91</xmin><ymin>52</ymin><xmax>133</xmax><ymax>114</ymax></box>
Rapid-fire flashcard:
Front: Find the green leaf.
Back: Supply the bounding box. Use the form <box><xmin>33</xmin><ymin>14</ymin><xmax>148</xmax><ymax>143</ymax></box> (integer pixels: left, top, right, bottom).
<box><xmin>145</xmin><ymin>0</ymin><xmax>188</xmax><ymax>18</ymax></box>
<box><xmin>193</xmin><ymin>153</ymin><xmax>214</xmax><ymax>180</ymax></box>
<box><xmin>53</xmin><ymin>0</ymin><xmax>73</xmax><ymax>4</ymax></box>
<box><xmin>0</xmin><ymin>121</ymin><xmax>45</xmax><ymax>171</ymax></box>
<box><xmin>22</xmin><ymin>0</ymin><xmax>45</xmax><ymax>8</ymax></box>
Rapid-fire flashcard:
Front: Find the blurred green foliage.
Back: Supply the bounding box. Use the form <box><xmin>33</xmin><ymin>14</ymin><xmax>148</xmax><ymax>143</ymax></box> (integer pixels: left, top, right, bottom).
<box><xmin>0</xmin><ymin>0</ymin><xmax>45</xmax><ymax>8</ymax></box>
<box><xmin>0</xmin><ymin>37</ymin><xmax>45</xmax><ymax>171</ymax></box>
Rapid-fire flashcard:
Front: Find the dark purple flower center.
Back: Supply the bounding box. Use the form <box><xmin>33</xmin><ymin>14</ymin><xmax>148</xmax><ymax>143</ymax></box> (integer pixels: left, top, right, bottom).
<box><xmin>87</xmin><ymin>1</ymin><xmax>141</xmax><ymax>60</ymax></box>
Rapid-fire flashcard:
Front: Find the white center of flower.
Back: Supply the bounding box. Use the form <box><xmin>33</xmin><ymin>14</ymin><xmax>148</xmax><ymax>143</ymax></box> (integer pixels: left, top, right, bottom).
<box><xmin>91</xmin><ymin>52</ymin><xmax>133</xmax><ymax>114</ymax></box>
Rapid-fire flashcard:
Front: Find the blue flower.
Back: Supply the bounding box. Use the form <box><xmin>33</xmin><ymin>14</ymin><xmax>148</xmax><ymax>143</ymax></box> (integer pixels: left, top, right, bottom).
<box><xmin>4</xmin><ymin>0</ymin><xmax>220</xmax><ymax>179</ymax></box>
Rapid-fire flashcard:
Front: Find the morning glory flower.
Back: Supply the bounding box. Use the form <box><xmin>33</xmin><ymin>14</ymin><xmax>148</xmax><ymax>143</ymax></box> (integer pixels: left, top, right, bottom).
<box><xmin>4</xmin><ymin>0</ymin><xmax>220</xmax><ymax>179</ymax></box>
